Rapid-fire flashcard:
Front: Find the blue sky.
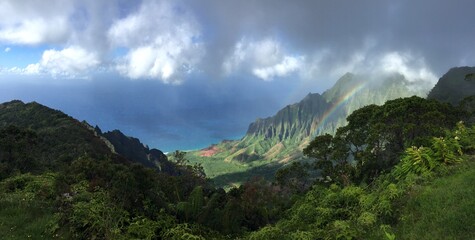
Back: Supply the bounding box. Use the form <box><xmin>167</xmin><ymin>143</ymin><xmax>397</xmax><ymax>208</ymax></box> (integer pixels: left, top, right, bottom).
<box><xmin>0</xmin><ymin>0</ymin><xmax>474</xmax><ymax>151</ymax></box>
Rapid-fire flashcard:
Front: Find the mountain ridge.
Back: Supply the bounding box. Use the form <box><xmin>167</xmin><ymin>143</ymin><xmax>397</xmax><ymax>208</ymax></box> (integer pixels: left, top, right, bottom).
<box><xmin>0</xmin><ymin>100</ymin><xmax>175</xmax><ymax>174</ymax></box>
<box><xmin>187</xmin><ymin>72</ymin><xmax>430</xmax><ymax>187</ymax></box>
<box><xmin>196</xmin><ymin>72</ymin><xmax>427</xmax><ymax>163</ymax></box>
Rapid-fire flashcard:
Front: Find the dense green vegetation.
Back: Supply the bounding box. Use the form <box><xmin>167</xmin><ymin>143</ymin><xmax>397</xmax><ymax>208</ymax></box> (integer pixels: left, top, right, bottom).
<box><xmin>249</xmin><ymin>116</ymin><xmax>474</xmax><ymax>239</ymax></box>
<box><xmin>0</xmin><ymin>92</ymin><xmax>474</xmax><ymax>239</ymax></box>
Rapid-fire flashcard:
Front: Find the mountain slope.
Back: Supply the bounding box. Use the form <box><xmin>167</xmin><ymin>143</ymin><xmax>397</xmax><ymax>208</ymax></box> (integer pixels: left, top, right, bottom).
<box><xmin>428</xmin><ymin>66</ymin><xmax>475</xmax><ymax>105</ymax></box>
<box><xmin>233</xmin><ymin>92</ymin><xmax>330</xmax><ymax>162</ymax></box>
<box><xmin>187</xmin><ymin>73</ymin><xmax>430</xmax><ymax>187</ymax></box>
<box><xmin>0</xmin><ymin>100</ymin><xmax>113</xmax><ymax>169</ymax></box>
<box><xmin>197</xmin><ymin>73</ymin><xmax>427</xmax><ymax>163</ymax></box>
<box><xmin>0</xmin><ymin>100</ymin><xmax>174</xmax><ymax>173</ymax></box>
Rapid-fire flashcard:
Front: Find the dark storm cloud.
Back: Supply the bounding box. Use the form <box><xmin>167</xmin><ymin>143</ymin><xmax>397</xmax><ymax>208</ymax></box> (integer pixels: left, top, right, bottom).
<box><xmin>190</xmin><ymin>0</ymin><xmax>475</xmax><ymax>77</ymax></box>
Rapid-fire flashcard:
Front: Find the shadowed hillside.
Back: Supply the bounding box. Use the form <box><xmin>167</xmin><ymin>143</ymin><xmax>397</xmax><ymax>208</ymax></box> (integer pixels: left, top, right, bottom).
<box><xmin>428</xmin><ymin>66</ymin><xmax>475</xmax><ymax>105</ymax></box>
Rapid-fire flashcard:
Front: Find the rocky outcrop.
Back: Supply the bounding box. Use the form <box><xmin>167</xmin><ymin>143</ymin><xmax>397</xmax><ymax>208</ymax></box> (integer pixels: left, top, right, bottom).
<box><xmin>102</xmin><ymin>130</ymin><xmax>176</xmax><ymax>174</ymax></box>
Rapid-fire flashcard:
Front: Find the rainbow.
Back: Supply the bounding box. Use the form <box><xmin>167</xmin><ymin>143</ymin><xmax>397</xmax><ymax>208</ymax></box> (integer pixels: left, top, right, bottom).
<box><xmin>315</xmin><ymin>81</ymin><xmax>367</xmax><ymax>133</ymax></box>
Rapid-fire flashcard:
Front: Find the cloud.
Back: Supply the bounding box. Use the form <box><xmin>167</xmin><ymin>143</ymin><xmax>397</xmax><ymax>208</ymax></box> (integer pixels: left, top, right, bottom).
<box><xmin>0</xmin><ymin>17</ymin><xmax>70</xmax><ymax>45</ymax></box>
<box><xmin>4</xmin><ymin>47</ymin><xmax>10</xmax><ymax>52</ymax></box>
<box><xmin>0</xmin><ymin>0</ymin><xmax>72</xmax><ymax>45</ymax></box>
<box><xmin>252</xmin><ymin>56</ymin><xmax>303</xmax><ymax>81</ymax></box>
<box><xmin>24</xmin><ymin>46</ymin><xmax>100</xmax><ymax>77</ymax></box>
<box><xmin>379</xmin><ymin>52</ymin><xmax>437</xmax><ymax>83</ymax></box>
<box><xmin>109</xmin><ymin>0</ymin><xmax>203</xmax><ymax>84</ymax></box>
<box><xmin>0</xmin><ymin>0</ymin><xmax>474</xmax><ymax>85</ymax></box>
<box><xmin>324</xmin><ymin>48</ymin><xmax>438</xmax><ymax>87</ymax></box>
<box><xmin>223</xmin><ymin>38</ymin><xmax>304</xmax><ymax>80</ymax></box>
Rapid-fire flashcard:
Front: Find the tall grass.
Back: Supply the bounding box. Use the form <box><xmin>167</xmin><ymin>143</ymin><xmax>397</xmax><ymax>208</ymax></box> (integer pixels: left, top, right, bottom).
<box><xmin>0</xmin><ymin>194</ymin><xmax>57</xmax><ymax>240</ymax></box>
<box><xmin>396</xmin><ymin>157</ymin><xmax>475</xmax><ymax>239</ymax></box>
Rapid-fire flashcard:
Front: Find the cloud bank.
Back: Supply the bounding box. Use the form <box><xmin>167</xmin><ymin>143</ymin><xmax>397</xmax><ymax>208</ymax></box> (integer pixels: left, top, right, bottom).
<box><xmin>1</xmin><ymin>0</ymin><xmax>473</xmax><ymax>84</ymax></box>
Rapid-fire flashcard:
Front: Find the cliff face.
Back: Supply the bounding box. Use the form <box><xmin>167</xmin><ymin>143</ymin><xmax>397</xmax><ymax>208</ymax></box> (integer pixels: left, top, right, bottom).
<box><xmin>246</xmin><ymin>93</ymin><xmax>329</xmax><ymax>141</ymax></box>
<box><xmin>204</xmin><ymin>72</ymin><xmax>429</xmax><ymax>163</ymax></box>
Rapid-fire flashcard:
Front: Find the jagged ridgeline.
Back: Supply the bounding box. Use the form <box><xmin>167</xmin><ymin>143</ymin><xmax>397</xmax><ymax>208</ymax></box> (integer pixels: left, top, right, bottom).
<box><xmin>0</xmin><ymin>100</ymin><xmax>175</xmax><ymax>174</ymax></box>
<box><xmin>194</xmin><ymin>72</ymin><xmax>428</xmax><ymax>165</ymax></box>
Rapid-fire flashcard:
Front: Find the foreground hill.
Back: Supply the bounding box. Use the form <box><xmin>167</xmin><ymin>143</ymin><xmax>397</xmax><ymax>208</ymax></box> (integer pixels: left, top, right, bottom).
<box><xmin>396</xmin><ymin>156</ymin><xmax>475</xmax><ymax>239</ymax></box>
<box><xmin>0</xmin><ymin>100</ymin><xmax>176</xmax><ymax>174</ymax></box>
<box><xmin>0</xmin><ymin>100</ymin><xmax>211</xmax><ymax>239</ymax></box>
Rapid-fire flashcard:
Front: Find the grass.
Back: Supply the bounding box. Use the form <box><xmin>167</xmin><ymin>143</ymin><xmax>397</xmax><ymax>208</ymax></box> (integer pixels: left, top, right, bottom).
<box><xmin>0</xmin><ymin>193</ymin><xmax>58</xmax><ymax>240</ymax></box>
<box><xmin>396</xmin><ymin>156</ymin><xmax>475</xmax><ymax>239</ymax></box>
<box><xmin>211</xmin><ymin>163</ymin><xmax>283</xmax><ymax>189</ymax></box>
<box><xmin>0</xmin><ymin>173</ymin><xmax>70</xmax><ymax>240</ymax></box>
<box><xmin>186</xmin><ymin>153</ymin><xmax>252</xmax><ymax>178</ymax></box>
<box><xmin>186</xmin><ymin>150</ymin><xmax>286</xmax><ymax>189</ymax></box>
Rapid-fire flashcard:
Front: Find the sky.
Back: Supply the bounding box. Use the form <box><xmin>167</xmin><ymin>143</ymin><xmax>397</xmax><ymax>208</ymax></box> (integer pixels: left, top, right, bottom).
<box><xmin>0</xmin><ymin>0</ymin><xmax>474</xmax><ymax>152</ymax></box>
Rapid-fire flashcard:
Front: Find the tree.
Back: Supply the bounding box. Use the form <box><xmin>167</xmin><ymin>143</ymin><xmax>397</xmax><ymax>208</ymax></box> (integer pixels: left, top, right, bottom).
<box><xmin>305</xmin><ymin>96</ymin><xmax>465</xmax><ymax>185</ymax></box>
<box><xmin>275</xmin><ymin>162</ymin><xmax>311</xmax><ymax>193</ymax></box>
<box><xmin>303</xmin><ymin>133</ymin><xmax>333</xmax><ymax>161</ymax></box>
<box><xmin>172</xmin><ymin>150</ymin><xmax>187</xmax><ymax>165</ymax></box>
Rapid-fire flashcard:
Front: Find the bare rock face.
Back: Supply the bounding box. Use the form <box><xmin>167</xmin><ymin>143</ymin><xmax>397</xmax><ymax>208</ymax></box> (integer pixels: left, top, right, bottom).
<box><xmin>214</xmin><ymin>72</ymin><xmax>428</xmax><ymax>163</ymax></box>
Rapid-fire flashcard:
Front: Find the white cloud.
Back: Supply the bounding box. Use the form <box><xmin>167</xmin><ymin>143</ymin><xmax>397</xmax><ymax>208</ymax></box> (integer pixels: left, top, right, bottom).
<box><xmin>0</xmin><ymin>1</ymin><xmax>72</xmax><ymax>45</ymax></box>
<box><xmin>379</xmin><ymin>52</ymin><xmax>437</xmax><ymax>83</ymax></box>
<box><xmin>252</xmin><ymin>56</ymin><xmax>303</xmax><ymax>81</ymax></box>
<box><xmin>4</xmin><ymin>47</ymin><xmax>10</xmax><ymax>52</ymax></box>
<box><xmin>224</xmin><ymin>38</ymin><xmax>304</xmax><ymax>80</ymax></box>
<box><xmin>326</xmin><ymin>51</ymin><xmax>368</xmax><ymax>79</ymax></box>
<box><xmin>109</xmin><ymin>0</ymin><xmax>203</xmax><ymax>84</ymax></box>
<box><xmin>326</xmin><ymin>48</ymin><xmax>437</xmax><ymax>85</ymax></box>
<box><xmin>22</xmin><ymin>46</ymin><xmax>100</xmax><ymax>77</ymax></box>
<box><xmin>0</xmin><ymin>18</ymin><xmax>70</xmax><ymax>45</ymax></box>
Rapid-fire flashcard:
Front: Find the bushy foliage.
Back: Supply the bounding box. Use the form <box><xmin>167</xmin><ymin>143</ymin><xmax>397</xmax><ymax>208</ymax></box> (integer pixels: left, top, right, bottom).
<box><xmin>394</xmin><ymin>123</ymin><xmax>468</xmax><ymax>179</ymax></box>
<box><xmin>0</xmin><ymin>173</ymin><xmax>61</xmax><ymax>239</ymax></box>
<box><xmin>304</xmin><ymin>96</ymin><xmax>466</xmax><ymax>184</ymax></box>
<box><xmin>253</xmin><ymin>97</ymin><xmax>471</xmax><ymax>239</ymax></box>
<box><xmin>395</xmin><ymin>146</ymin><xmax>437</xmax><ymax>178</ymax></box>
